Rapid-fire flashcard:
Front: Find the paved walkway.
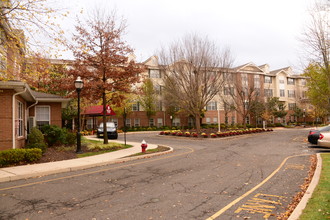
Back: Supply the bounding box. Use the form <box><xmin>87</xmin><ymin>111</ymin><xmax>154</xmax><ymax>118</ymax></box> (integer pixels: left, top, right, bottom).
<box><xmin>0</xmin><ymin>137</ymin><xmax>173</xmax><ymax>183</ymax></box>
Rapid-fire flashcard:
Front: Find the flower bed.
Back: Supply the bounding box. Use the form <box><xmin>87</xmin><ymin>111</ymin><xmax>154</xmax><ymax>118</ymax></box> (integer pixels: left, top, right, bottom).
<box><xmin>158</xmin><ymin>128</ymin><xmax>272</xmax><ymax>138</ymax></box>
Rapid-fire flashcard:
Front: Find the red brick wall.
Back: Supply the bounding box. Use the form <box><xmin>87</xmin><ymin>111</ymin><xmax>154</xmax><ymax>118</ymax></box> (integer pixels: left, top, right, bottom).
<box><xmin>31</xmin><ymin>102</ymin><xmax>63</xmax><ymax>127</ymax></box>
<box><xmin>0</xmin><ymin>89</ymin><xmax>14</xmax><ymax>150</ymax></box>
<box><xmin>0</xmin><ymin>89</ymin><xmax>28</xmax><ymax>150</ymax></box>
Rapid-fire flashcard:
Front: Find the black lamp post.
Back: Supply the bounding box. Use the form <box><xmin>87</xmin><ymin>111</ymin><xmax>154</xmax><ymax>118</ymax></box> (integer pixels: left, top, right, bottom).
<box><xmin>74</xmin><ymin>76</ymin><xmax>84</xmax><ymax>153</ymax></box>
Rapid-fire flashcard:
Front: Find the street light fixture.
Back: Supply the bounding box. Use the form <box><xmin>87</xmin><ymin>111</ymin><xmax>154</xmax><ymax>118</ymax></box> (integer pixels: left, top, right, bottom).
<box><xmin>75</xmin><ymin>76</ymin><xmax>84</xmax><ymax>153</ymax></box>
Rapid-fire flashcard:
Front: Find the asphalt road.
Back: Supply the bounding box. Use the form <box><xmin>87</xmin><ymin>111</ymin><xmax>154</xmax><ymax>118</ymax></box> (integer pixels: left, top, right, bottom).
<box><xmin>0</xmin><ymin>128</ymin><xmax>326</xmax><ymax>220</ymax></box>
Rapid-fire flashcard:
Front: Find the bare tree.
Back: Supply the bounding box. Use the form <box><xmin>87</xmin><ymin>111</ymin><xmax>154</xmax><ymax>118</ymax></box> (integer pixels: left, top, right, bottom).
<box><xmin>301</xmin><ymin>0</ymin><xmax>330</xmax><ymax>82</ymax></box>
<box><xmin>223</xmin><ymin>72</ymin><xmax>262</xmax><ymax>128</ymax></box>
<box><xmin>158</xmin><ymin>34</ymin><xmax>234</xmax><ymax>133</ymax></box>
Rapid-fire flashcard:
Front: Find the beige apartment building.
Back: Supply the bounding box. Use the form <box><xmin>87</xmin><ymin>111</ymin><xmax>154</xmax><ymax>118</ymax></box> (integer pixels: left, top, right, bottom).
<box><xmin>33</xmin><ymin>55</ymin><xmax>313</xmax><ymax>130</ymax></box>
<box><xmin>131</xmin><ymin>56</ymin><xmax>311</xmax><ymax>128</ymax></box>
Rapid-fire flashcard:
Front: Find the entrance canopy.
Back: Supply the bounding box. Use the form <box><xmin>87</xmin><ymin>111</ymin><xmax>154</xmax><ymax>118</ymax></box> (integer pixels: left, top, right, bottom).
<box><xmin>82</xmin><ymin>105</ymin><xmax>116</xmax><ymax>116</ymax></box>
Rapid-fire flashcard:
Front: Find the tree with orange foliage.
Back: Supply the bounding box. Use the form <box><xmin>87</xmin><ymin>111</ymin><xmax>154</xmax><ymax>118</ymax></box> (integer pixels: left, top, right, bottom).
<box><xmin>64</xmin><ymin>10</ymin><xmax>144</xmax><ymax>144</ymax></box>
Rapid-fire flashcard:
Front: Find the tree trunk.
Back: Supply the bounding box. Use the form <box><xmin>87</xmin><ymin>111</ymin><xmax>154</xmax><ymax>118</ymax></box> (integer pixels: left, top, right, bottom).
<box><xmin>103</xmin><ymin>90</ymin><xmax>108</xmax><ymax>144</ymax></box>
<box><xmin>195</xmin><ymin>113</ymin><xmax>201</xmax><ymax>133</ymax></box>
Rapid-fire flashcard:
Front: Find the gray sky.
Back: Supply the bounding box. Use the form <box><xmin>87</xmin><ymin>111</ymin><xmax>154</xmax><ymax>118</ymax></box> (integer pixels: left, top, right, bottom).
<box><xmin>56</xmin><ymin>0</ymin><xmax>314</xmax><ymax>72</ymax></box>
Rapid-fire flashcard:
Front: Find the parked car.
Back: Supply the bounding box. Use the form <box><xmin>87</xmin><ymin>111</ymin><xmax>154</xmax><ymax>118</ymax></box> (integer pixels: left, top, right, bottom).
<box><xmin>308</xmin><ymin>125</ymin><xmax>330</xmax><ymax>144</ymax></box>
<box><xmin>97</xmin><ymin>122</ymin><xmax>118</xmax><ymax>139</ymax></box>
<box><xmin>317</xmin><ymin>131</ymin><xmax>330</xmax><ymax>148</ymax></box>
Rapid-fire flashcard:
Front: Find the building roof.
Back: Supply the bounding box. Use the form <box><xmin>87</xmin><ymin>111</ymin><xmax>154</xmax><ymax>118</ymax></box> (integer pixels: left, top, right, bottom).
<box><xmin>0</xmin><ymin>80</ymin><xmax>71</xmax><ymax>107</ymax></box>
<box><xmin>82</xmin><ymin>105</ymin><xmax>116</xmax><ymax>116</ymax></box>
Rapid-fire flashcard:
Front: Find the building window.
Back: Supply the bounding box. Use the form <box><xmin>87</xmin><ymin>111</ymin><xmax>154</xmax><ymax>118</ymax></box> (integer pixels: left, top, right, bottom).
<box><xmin>154</xmin><ymin>84</ymin><xmax>162</xmax><ymax>95</ymax></box>
<box><xmin>132</xmin><ymin>102</ymin><xmax>140</xmax><ymax>111</ymax></box>
<box><xmin>264</xmin><ymin>76</ymin><xmax>272</xmax><ymax>83</ymax></box>
<box><xmin>149</xmin><ymin>69</ymin><xmax>161</xmax><ymax>78</ymax></box>
<box><xmin>254</xmin><ymin>75</ymin><xmax>260</xmax><ymax>88</ymax></box>
<box><xmin>172</xmin><ymin>118</ymin><xmax>180</xmax><ymax>127</ymax></box>
<box><xmin>264</xmin><ymin>89</ymin><xmax>273</xmax><ymax>97</ymax></box>
<box><xmin>157</xmin><ymin>118</ymin><xmax>163</xmax><ymax>127</ymax></box>
<box><xmin>213</xmin><ymin>117</ymin><xmax>218</xmax><ymax>124</ymax></box>
<box><xmin>245</xmin><ymin>116</ymin><xmax>250</xmax><ymax>125</ymax></box>
<box><xmin>206</xmin><ymin>117</ymin><xmax>211</xmax><ymax>124</ymax></box>
<box><xmin>206</xmin><ymin>101</ymin><xmax>217</xmax><ymax>111</ymax></box>
<box><xmin>224</xmin><ymin>87</ymin><xmax>234</xmax><ymax>95</ymax></box>
<box><xmin>288</xmin><ymin>103</ymin><xmax>296</xmax><ymax>110</ymax></box>
<box><xmin>280</xmin><ymin>89</ymin><xmax>285</xmax><ymax>97</ymax></box>
<box><xmin>134</xmin><ymin>118</ymin><xmax>140</xmax><ymax>127</ymax></box>
<box><xmin>125</xmin><ymin>119</ymin><xmax>131</xmax><ymax>127</ymax></box>
<box><xmin>301</xmin><ymin>79</ymin><xmax>306</xmax><ymax>86</ymax></box>
<box><xmin>224</xmin><ymin>73</ymin><xmax>233</xmax><ymax>81</ymax></box>
<box><xmin>16</xmin><ymin>101</ymin><xmax>24</xmax><ymax>137</ymax></box>
<box><xmin>241</xmin><ymin>73</ymin><xmax>248</xmax><ymax>87</ymax></box>
<box><xmin>231</xmin><ymin>116</ymin><xmax>235</xmax><ymax>125</ymax></box>
<box><xmin>149</xmin><ymin>118</ymin><xmax>154</xmax><ymax>127</ymax></box>
<box><xmin>288</xmin><ymin>90</ymin><xmax>295</xmax><ymax>98</ymax></box>
<box><xmin>287</xmin><ymin>78</ymin><xmax>295</xmax><ymax>85</ymax></box>
<box><xmin>279</xmin><ymin>79</ymin><xmax>285</xmax><ymax>84</ymax></box>
<box><xmin>36</xmin><ymin>106</ymin><xmax>50</xmax><ymax>129</ymax></box>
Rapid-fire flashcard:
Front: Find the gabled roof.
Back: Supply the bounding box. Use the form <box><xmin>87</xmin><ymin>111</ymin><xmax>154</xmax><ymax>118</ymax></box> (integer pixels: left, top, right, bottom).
<box><xmin>233</xmin><ymin>62</ymin><xmax>265</xmax><ymax>73</ymax></box>
<box><xmin>270</xmin><ymin>67</ymin><xmax>292</xmax><ymax>76</ymax></box>
<box><xmin>82</xmin><ymin>105</ymin><xmax>116</xmax><ymax>116</ymax></box>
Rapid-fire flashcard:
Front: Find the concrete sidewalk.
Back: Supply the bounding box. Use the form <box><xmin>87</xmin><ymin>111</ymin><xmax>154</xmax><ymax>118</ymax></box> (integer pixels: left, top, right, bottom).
<box><xmin>0</xmin><ymin>138</ymin><xmax>173</xmax><ymax>183</ymax></box>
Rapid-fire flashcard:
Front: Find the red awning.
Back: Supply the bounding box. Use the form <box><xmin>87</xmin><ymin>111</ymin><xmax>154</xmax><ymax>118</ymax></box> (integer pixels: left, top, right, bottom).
<box><xmin>82</xmin><ymin>105</ymin><xmax>116</xmax><ymax>116</ymax></box>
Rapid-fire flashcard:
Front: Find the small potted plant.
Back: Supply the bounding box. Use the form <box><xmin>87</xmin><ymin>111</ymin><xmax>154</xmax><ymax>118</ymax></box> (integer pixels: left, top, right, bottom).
<box><xmin>159</xmin><ymin>131</ymin><xmax>164</xmax><ymax>135</ymax></box>
<box><xmin>185</xmin><ymin>132</ymin><xmax>191</xmax><ymax>137</ymax></box>
<box><xmin>210</xmin><ymin>133</ymin><xmax>216</xmax><ymax>138</ymax></box>
<box><xmin>177</xmin><ymin>131</ymin><xmax>183</xmax><ymax>136</ymax></box>
<box><xmin>192</xmin><ymin>132</ymin><xmax>198</xmax><ymax>137</ymax></box>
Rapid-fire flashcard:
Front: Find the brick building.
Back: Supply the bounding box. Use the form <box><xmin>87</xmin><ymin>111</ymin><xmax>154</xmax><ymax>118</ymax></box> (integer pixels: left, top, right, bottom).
<box><xmin>0</xmin><ymin>81</ymin><xmax>70</xmax><ymax>150</ymax></box>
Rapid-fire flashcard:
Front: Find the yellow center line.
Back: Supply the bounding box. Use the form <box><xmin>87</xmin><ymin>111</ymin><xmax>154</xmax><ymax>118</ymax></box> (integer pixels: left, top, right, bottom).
<box><xmin>205</xmin><ymin>154</ymin><xmax>310</xmax><ymax>220</ymax></box>
<box><xmin>0</xmin><ymin>146</ymin><xmax>194</xmax><ymax>191</ymax></box>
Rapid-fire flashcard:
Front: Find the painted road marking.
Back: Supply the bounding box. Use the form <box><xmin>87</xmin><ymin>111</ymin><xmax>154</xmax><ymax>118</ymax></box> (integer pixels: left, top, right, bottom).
<box><xmin>285</xmin><ymin>164</ymin><xmax>305</xmax><ymax>171</ymax></box>
<box><xmin>0</xmin><ymin>146</ymin><xmax>194</xmax><ymax>191</ymax></box>
<box><xmin>234</xmin><ymin>193</ymin><xmax>284</xmax><ymax>219</ymax></box>
<box><xmin>205</xmin><ymin>154</ymin><xmax>310</xmax><ymax>220</ymax></box>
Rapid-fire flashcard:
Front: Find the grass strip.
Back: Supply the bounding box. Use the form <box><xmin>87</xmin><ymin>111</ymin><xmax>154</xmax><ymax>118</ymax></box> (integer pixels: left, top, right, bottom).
<box><xmin>299</xmin><ymin>153</ymin><xmax>330</xmax><ymax>220</ymax></box>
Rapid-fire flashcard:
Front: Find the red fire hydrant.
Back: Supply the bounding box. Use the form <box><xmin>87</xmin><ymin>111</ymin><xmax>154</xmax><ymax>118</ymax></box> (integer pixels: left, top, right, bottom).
<box><xmin>141</xmin><ymin>140</ymin><xmax>148</xmax><ymax>153</ymax></box>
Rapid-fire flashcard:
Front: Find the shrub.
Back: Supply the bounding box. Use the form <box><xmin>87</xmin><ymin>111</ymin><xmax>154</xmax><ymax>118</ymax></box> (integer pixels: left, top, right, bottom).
<box><xmin>66</xmin><ymin>132</ymin><xmax>76</xmax><ymax>145</ymax></box>
<box><xmin>41</xmin><ymin>125</ymin><xmax>68</xmax><ymax>147</ymax></box>
<box><xmin>0</xmin><ymin>148</ymin><xmax>42</xmax><ymax>167</ymax></box>
<box><xmin>26</xmin><ymin>127</ymin><xmax>47</xmax><ymax>153</ymax></box>
<box><xmin>25</xmin><ymin>143</ymin><xmax>47</xmax><ymax>153</ymax></box>
<box><xmin>28</xmin><ymin>127</ymin><xmax>45</xmax><ymax>144</ymax></box>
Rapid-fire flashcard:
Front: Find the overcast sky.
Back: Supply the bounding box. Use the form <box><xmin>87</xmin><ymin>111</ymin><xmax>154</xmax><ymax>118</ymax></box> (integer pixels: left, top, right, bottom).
<box><xmin>55</xmin><ymin>0</ymin><xmax>314</xmax><ymax>73</ymax></box>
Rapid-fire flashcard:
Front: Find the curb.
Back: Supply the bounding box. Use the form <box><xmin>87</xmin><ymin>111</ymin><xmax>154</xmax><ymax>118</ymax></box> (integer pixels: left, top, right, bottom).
<box><xmin>288</xmin><ymin>153</ymin><xmax>322</xmax><ymax>220</ymax></box>
<box><xmin>0</xmin><ymin>145</ymin><xmax>173</xmax><ymax>183</ymax></box>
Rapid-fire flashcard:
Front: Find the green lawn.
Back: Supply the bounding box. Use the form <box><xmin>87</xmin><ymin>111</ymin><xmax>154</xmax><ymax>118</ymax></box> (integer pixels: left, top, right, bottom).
<box><xmin>299</xmin><ymin>153</ymin><xmax>330</xmax><ymax>219</ymax></box>
<box><xmin>78</xmin><ymin>138</ymin><xmax>133</xmax><ymax>158</ymax></box>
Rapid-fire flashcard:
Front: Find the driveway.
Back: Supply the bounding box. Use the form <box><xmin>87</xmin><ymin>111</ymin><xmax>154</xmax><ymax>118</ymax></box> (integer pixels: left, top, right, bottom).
<box><xmin>0</xmin><ymin>128</ymin><xmax>317</xmax><ymax>219</ymax></box>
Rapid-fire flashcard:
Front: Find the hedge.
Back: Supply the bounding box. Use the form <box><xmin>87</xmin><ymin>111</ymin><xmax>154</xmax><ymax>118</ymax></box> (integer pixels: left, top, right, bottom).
<box><xmin>0</xmin><ymin>148</ymin><xmax>42</xmax><ymax>167</ymax></box>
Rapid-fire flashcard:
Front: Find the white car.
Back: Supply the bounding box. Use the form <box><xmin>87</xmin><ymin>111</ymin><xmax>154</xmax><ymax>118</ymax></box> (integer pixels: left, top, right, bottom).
<box><xmin>317</xmin><ymin>131</ymin><xmax>330</xmax><ymax>148</ymax></box>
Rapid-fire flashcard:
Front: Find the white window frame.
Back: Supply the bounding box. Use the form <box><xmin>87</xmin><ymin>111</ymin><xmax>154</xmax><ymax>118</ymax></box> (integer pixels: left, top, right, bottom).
<box><xmin>36</xmin><ymin>105</ymin><xmax>50</xmax><ymax>129</ymax></box>
<box><xmin>280</xmin><ymin>89</ymin><xmax>285</xmax><ymax>97</ymax></box>
<box><xmin>125</xmin><ymin>118</ymin><xmax>131</xmax><ymax>127</ymax></box>
<box><xmin>134</xmin><ymin>118</ymin><xmax>140</xmax><ymax>127</ymax></box>
<box><xmin>16</xmin><ymin>100</ymin><xmax>24</xmax><ymax>137</ymax></box>
<box><xmin>264</xmin><ymin>76</ymin><xmax>272</xmax><ymax>83</ymax></box>
<box><xmin>132</xmin><ymin>102</ymin><xmax>140</xmax><ymax>111</ymax></box>
<box><xmin>206</xmin><ymin>101</ymin><xmax>217</xmax><ymax>111</ymax></box>
<box><xmin>157</xmin><ymin>118</ymin><xmax>163</xmax><ymax>127</ymax></box>
<box><xmin>149</xmin><ymin>118</ymin><xmax>155</xmax><ymax>127</ymax></box>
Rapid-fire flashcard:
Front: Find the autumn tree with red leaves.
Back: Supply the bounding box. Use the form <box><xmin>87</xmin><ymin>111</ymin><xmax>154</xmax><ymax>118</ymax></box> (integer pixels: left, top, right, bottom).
<box><xmin>65</xmin><ymin>11</ymin><xmax>143</xmax><ymax>144</ymax></box>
